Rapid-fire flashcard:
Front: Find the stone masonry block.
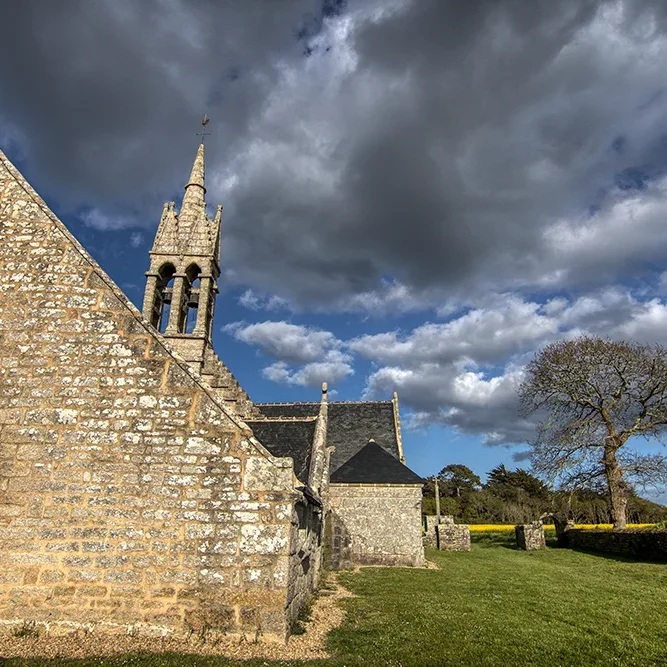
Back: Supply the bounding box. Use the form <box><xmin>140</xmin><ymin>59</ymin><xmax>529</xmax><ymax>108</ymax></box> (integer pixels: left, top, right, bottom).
<box><xmin>243</xmin><ymin>456</ymin><xmax>292</xmax><ymax>491</ymax></box>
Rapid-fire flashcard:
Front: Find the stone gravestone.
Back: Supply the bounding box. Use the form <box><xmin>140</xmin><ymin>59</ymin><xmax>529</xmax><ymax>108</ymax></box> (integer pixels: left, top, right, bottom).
<box><xmin>515</xmin><ymin>521</ymin><xmax>546</xmax><ymax>550</ymax></box>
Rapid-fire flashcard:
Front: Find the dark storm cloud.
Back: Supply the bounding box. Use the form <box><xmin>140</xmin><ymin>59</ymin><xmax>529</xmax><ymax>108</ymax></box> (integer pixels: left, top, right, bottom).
<box><xmin>3</xmin><ymin>0</ymin><xmax>667</xmax><ymax>306</ymax></box>
<box><xmin>0</xmin><ymin>0</ymin><xmax>320</xmax><ymax>208</ymax></box>
<box><xmin>217</xmin><ymin>0</ymin><xmax>667</xmax><ymax>305</ymax></box>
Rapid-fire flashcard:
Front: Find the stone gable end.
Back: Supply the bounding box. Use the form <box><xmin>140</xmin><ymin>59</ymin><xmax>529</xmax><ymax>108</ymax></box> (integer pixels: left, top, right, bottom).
<box><xmin>0</xmin><ymin>152</ymin><xmax>296</xmax><ymax>640</ymax></box>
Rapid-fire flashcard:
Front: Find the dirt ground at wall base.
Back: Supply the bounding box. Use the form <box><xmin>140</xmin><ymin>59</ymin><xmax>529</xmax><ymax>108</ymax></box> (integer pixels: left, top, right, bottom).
<box><xmin>0</xmin><ymin>575</ymin><xmax>355</xmax><ymax>662</ymax></box>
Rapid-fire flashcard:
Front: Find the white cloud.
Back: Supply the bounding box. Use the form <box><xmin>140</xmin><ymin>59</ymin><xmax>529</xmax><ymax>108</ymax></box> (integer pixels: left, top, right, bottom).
<box><xmin>225</xmin><ymin>320</ymin><xmax>344</xmax><ymax>363</ymax></box>
<box><xmin>226</xmin><ymin>320</ymin><xmax>353</xmax><ymax>388</ymax></box>
<box><xmin>130</xmin><ymin>232</ymin><xmax>144</xmax><ymax>248</ymax></box>
<box><xmin>357</xmin><ymin>289</ymin><xmax>667</xmax><ymax>444</ymax></box>
<box><xmin>332</xmin><ymin>281</ymin><xmax>456</xmax><ymax>316</ymax></box>
<box><xmin>541</xmin><ymin>176</ymin><xmax>667</xmax><ymax>287</ymax></box>
<box><xmin>349</xmin><ymin>295</ymin><xmax>558</xmax><ymax>367</ymax></box>
<box><xmin>80</xmin><ymin>208</ymin><xmax>139</xmax><ymax>231</ymax></box>
<box><xmin>238</xmin><ymin>289</ymin><xmax>290</xmax><ymax>312</ymax></box>
<box><xmin>263</xmin><ymin>359</ymin><xmax>353</xmax><ymax>388</ymax></box>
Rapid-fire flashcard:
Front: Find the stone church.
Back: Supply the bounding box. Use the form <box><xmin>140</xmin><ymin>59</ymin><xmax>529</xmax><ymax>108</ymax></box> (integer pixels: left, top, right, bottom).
<box><xmin>0</xmin><ymin>141</ymin><xmax>424</xmax><ymax>641</ymax></box>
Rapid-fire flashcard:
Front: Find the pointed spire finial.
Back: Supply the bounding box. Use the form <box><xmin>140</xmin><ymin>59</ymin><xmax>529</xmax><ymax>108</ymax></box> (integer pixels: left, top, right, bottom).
<box><xmin>185</xmin><ymin>142</ymin><xmax>205</xmax><ymax>191</ymax></box>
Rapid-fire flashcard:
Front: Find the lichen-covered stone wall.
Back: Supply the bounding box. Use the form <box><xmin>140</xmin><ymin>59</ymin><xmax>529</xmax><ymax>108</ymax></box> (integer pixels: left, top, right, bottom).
<box><xmin>423</xmin><ymin>514</ymin><xmax>455</xmax><ymax>548</ymax></box>
<box><xmin>0</xmin><ymin>151</ymin><xmax>297</xmax><ymax>641</ymax></box>
<box><xmin>326</xmin><ymin>484</ymin><xmax>424</xmax><ymax>568</ymax></box>
<box><xmin>436</xmin><ymin>523</ymin><xmax>470</xmax><ymax>551</ymax></box>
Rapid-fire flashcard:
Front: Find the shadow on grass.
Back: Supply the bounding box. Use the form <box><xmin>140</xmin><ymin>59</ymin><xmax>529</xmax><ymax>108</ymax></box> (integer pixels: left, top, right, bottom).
<box><xmin>471</xmin><ymin>531</ymin><xmax>568</xmax><ymax>551</ymax></box>
<box><xmin>470</xmin><ymin>532</ymin><xmax>519</xmax><ymax>550</ymax></box>
<box><xmin>565</xmin><ymin>546</ymin><xmax>667</xmax><ymax>565</ymax></box>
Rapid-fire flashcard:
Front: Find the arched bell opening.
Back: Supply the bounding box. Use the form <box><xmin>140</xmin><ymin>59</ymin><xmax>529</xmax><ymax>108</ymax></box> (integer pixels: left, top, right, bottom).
<box><xmin>183</xmin><ymin>263</ymin><xmax>201</xmax><ymax>334</ymax></box>
<box><xmin>152</xmin><ymin>263</ymin><xmax>176</xmax><ymax>333</ymax></box>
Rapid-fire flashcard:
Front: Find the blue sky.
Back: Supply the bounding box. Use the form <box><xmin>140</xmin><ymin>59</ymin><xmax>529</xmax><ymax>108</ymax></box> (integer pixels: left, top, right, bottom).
<box><xmin>3</xmin><ymin>0</ymin><xmax>667</xmax><ymax>502</ymax></box>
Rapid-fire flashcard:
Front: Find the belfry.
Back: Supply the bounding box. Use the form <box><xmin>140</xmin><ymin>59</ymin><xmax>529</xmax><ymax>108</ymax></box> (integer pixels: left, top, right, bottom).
<box><xmin>141</xmin><ymin>140</ymin><xmax>222</xmax><ymax>372</ymax></box>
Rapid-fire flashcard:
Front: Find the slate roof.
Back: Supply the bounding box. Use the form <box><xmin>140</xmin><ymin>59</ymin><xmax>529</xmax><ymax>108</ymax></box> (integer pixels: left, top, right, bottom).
<box><xmin>246</xmin><ymin>419</ymin><xmax>316</xmax><ymax>482</ymax></box>
<box><xmin>327</xmin><ymin>402</ymin><xmax>399</xmax><ymax>473</ymax></box>
<box><xmin>255</xmin><ymin>401</ymin><xmax>400</xmax><ymax>473</ymax></box>
<box><xmin>330</xmin><ymin>441</ymin><xmax>424</xmax><ymax>485</ymax></box>
<box><xmin>256</xmin><ymin>403</ymin><xmax>319</xmax><ymax>419</ymax></box>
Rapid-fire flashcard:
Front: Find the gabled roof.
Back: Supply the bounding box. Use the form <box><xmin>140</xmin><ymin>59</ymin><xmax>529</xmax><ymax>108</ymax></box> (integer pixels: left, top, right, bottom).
<box><xmin>330</xmin><ymin>441</ymin><xmax>423</xmax><ymax>485</ymax></box>
<box><xmin>256</xmin><ymin>401</ymin><xmax>399</xmax><ymax>473</ymax></box>
<box><xmin>246</xmin><ymin>419</ymin><xmax>316</xmax><ymax>482</ymax></box>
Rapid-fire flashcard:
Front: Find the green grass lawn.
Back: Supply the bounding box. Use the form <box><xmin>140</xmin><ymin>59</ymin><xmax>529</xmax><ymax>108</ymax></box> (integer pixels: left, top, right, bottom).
<box><xmin>6</xmin><ymin>533</ymin><xmax>667</xmax><ymax>667</ymax></box>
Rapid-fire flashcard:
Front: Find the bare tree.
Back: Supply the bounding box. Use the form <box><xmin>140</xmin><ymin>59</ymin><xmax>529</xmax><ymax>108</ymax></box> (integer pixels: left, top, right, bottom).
<box><xmin>519</xmin><ymin>336</ymin><xmax>667</xmax><ymax>529</ymax></box>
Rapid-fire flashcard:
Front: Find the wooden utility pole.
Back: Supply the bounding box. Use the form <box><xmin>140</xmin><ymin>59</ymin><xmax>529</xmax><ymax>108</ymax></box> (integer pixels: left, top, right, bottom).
<box><xmin>434</xmin><ymin>477</ymin><xmax>440</xmax><ymax>524</ymax></box>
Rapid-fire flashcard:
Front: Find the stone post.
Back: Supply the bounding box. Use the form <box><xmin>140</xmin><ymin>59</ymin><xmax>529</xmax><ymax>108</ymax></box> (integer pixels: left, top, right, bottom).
<box><xmin>142</xmin><ymin>273</ymin><xmax>159</xmax><ymax>322</ymax></box>
<box><xmin>166</xmin><ymin>274</ymin><xmax>186</xmax><ymax>334</ymax></box>
<box><xmin>307</xmin><ymin>383</ymin><xmax>329</xmax><ymax>496</ymax></box>
<box><xmin>515</xmin><ymin>522</ymin><xmax>546</xmax><ymax>550</ymax></box>
<box><xmin>193</xmin><ymin>275</ymin><xmax>212</xmax><ymax>336</ymax></box>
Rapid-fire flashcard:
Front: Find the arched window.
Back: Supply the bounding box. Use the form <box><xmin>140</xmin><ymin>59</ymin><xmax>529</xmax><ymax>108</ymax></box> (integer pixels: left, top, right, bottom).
<box><xmin>183</xmin><ymin>264</ymin><xmax>201</xmax><ymax>334</ymax></box>
<box><xmin>152</xmin><ymin>263</ymin><xmax>175</xmax><ymax>333</ymax></box>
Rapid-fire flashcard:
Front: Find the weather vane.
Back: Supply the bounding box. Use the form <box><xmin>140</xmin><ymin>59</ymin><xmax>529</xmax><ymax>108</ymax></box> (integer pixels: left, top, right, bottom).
<box><xmin>196</xmin><ymin>114</ymin><xmax>210</xmax><ymax>144</ymax></box>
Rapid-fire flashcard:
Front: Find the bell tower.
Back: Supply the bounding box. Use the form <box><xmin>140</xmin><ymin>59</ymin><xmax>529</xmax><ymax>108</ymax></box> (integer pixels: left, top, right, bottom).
<box><xmin>142</xmin><ymin>133</ymin><xmax>222</xmax><ymax>373</ymax></box>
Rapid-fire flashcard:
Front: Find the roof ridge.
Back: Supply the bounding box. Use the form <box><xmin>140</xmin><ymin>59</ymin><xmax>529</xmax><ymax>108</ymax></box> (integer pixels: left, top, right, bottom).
<box><xmin>247</xmin><ymin>417</ymin><xmax>317</xmax><ymax>422</ymax></box>
<box><xmin>256</xmin><ymin>402</ymin><xmax>319</xmax><ymax>406</ymax></box>
<box><xmin>329</xmin><ymin>400</ymin><xmax>392</xmax><ymax>405</ymax></box>
<box><xmin>256</xmin><ymin>400</ymin><xmax>391</xmax><ymax>406</ymax></box>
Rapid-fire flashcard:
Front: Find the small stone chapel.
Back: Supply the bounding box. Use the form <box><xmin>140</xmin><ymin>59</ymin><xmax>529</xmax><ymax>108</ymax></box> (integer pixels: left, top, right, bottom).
<box><xmin>0</xmin><ymin>140</ymin><xmax>424</xmax><ymax>641</ymax></box>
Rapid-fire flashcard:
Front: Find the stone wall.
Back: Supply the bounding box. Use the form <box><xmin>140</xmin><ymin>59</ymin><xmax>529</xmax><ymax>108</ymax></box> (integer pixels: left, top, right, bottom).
<box><xmin>423</xmin><ymin>514</ymin><xmax>454</xmax><ymax>548</ymax></box>
<box><xmin>436</xmin><ymin>523</ymin><xmax>470</xmax><ymax>551</ymax></box>
<box><xmin>326</xmin><ymin>484</ymin><xmax>424</xmax><ymax>568</ymax></box>
<box><xmin>0</xmin><ymin>151</ymin><xmax>299</xmax><ymax>641</ymax></box>
<box><xmin>565</xmin><ymin>529</ymin><xmax>667</xmax><ymax>561</ymax></box>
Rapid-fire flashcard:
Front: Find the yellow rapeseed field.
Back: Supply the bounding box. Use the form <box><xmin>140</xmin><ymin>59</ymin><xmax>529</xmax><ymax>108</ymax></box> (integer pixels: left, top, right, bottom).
<box><xmin>467</xmin><ymin>523</ymin><xmax>655</xmax><ymax>532</ymax></box>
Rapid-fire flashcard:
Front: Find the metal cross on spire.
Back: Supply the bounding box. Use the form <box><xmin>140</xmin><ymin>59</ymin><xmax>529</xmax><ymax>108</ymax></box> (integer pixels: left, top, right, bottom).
<box><xmin>196</xmin><ymin>114</ymin><xmax>210</xmax><ymax>144</ymax></box>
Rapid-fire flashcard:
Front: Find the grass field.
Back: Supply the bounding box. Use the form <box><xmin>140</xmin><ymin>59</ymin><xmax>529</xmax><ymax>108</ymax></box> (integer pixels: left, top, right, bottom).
<box><xmin>6</xmin><ymin>533</ymin><xmax>667</xmax><ymax>667</ymax></box>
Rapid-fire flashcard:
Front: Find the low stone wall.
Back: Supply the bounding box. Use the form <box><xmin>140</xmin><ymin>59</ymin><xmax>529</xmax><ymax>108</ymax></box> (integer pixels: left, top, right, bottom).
<box><xmin>515</xmin><ymin>522</ymin><xmax>546</xmax><ymax>550</ymax></box>
<box><xmin>436</xmin><ymin>523</ymin><xmax>470</xmax><ymax>551</ymax></box>
<box><xmin>326</xmin><ymin>484</ymin><xmax>424</xmax><ymax>568</ymax></box>
<box><xmin>565</xmin><ymin>529</ymin><xmax>667</xmax><ymax>561</ymax></box>
<box><xmin>424</xmin><ymin>515</ymin><xmax>471</xmax><ymax>550</ymax></box>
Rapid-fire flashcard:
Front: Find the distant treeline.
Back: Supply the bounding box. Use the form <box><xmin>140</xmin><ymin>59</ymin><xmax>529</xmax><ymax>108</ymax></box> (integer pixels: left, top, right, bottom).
<box><xmin>423</xmin><ymin>464</ymin><xmax>667</xmax><ymax>525</ymax></box>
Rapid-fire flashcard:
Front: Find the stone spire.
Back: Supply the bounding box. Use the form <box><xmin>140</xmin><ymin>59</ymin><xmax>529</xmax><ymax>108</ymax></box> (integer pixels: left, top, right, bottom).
<box><xmin>179</xmin><ymin>142</ymin><xmax>207</xmax><ymax>225</ymax></box>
